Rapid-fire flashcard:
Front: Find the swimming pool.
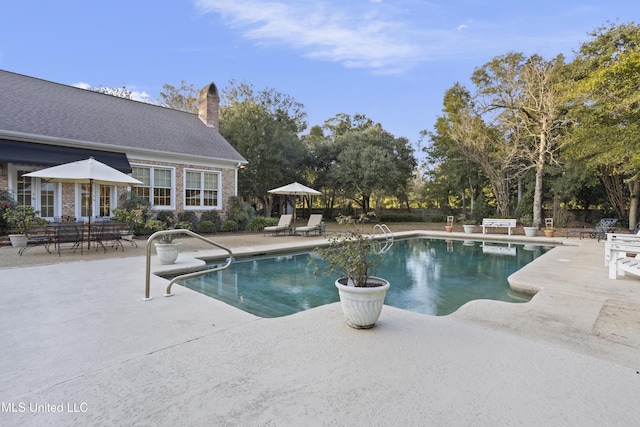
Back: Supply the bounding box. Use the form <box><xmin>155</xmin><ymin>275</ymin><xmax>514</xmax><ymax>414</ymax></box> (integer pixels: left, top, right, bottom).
<box><xmin>179</xmin><ymin>238</ymin><xmax>551</xmax><ymax>317</ymax></box>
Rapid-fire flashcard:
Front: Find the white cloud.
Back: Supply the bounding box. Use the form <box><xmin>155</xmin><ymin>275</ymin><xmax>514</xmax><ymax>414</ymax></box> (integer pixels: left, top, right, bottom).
<box><xmin>130</xmin><ymin>91</ymin><xmax>153</xmax><ymax>103</ymax></box>
<box><xmin>195</xmin><ymin>0</ymin><xmax>424</xmax><ymax>73</ymax></box>
<box><xmin>193</xmin><ymin>0</ymin><xmax>592</xmax><ymax>74</ymax></box>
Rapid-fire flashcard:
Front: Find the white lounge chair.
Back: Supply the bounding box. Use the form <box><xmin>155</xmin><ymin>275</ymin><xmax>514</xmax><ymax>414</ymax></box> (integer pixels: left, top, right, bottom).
<box><xmin>609</xmin><ymin>255</ymin><xmax>640</xmax><ymax>279</ymax></box>
<box><xmin>296</xmin><ymin>214</ymin><xmax>324</xmax><ymax>236</ymax></box>
<box><xmin>604</xmin><ymin>229</ymin><xmax>640</xmax><ymax>266</ymax></box>
<box><xmin>263</xmin><ymin>214</ymin><xmax>293</xmax><ymax>236</ymax></box>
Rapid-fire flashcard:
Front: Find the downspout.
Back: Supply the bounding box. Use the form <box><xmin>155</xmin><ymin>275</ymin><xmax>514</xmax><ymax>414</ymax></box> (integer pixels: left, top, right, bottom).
<box><xmin>235</xmin><ymin>162</ymin><xmax>240</xmax><ymax>196</ymax></box>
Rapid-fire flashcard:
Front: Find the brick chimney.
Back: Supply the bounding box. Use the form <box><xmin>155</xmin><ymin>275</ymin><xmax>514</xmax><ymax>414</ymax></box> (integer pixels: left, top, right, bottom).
<box><xmin>198</xmin><ymin>82</ymin><xmax>220</xmax><ymax>128</ymax></box>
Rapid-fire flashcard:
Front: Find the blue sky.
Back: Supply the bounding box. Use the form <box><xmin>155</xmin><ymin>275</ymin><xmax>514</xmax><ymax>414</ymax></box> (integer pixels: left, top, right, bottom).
<box><xmin>1</xmin><ymin>0</ymin><xmax>638</xmax><ymax>158</ymax></box>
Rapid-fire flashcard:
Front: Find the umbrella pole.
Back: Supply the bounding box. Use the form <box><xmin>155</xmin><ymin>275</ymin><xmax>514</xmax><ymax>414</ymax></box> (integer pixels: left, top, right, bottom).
<box><xmin>87</xmin><ymin>179</ymin><xmax>93</xmax><ymax>249</ymax></box>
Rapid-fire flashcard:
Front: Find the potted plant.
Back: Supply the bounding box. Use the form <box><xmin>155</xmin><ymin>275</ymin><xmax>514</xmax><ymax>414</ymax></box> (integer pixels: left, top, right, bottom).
<box><xmin>543</xmin><ymin>227</ymin><xmax>555</xmax><ymax>238</ymax></box>
<box><xmin>146</xmin><ymin>213</ymin><xmax>191</xmax><ymax>264</ymax></box>
<box><xmin>521</xmin><ymin>215</ymin><xmax>538</xmax><ymax>237</ymax></box>
<box><xmin>461</xmin><ymin>217</ymin><xmax>477</xmax><ymax>234</ymax></box>
<box><xmin>445</xmin><ymin>215</ymin><xmax>454</xmax><ymax>232</ymax></box>
<box><xmin>316</xmin><ymin>213</ymin><xmax>389</xmax><ymax>329</ymax></box>
<box><xmin>2</xmin><ymin>205</ymin><xmax>47</xmax><ymax>247</ymax></box>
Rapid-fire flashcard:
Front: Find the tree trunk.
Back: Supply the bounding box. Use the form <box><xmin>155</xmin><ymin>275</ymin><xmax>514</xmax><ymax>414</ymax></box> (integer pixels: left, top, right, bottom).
<box><xmin>517</xmin><ymin>177</ymin><xmax>523</xmax><ymax>206</ymax></box>
<box><xmin>491</xmin><ymin>179</ymin><xmax>511</xmax><ymax>217</ymax></box>
<box><xmin>532</xmin><ymin>130</ymin><xmax>547</xmax><ymax>228</ymax></box>
<box><xmin>361</xmin><ymin>194</ymin><xmax>371</xmax><ymax>213</ymax></box>
<box><xmin>262</xmin><ymin>195</ymin><xmax>273</xmax><ymax>217</ymax></box>
<box><xmin>468</xmin><ymin>177</ymin><xmax>475</xmax><ymax>216</ymax></box>
<box><xmin>461</xmin><ymin>190</ymin><xmax>467</xmax><ymax>215</ymax></box>
<box><xmin>532</xmin><ymin>162</ymin><xmax>544</xmax><ymax>227</ymax></box>
<box><xmin>599</xmin><ymin>165</ymin><xmax>627</xmax><ymax>219</ymax></box>
<box><xmin>628</xmin><ymin>180</ymin><xmax>640</xmax><ymax>230</ymax></box>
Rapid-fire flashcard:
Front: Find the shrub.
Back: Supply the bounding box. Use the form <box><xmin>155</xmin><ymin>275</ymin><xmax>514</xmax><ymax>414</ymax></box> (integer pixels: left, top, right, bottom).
<box><xmin>248</xmin><ymin>216</ymin><xmax>278</xmax><ymax>231</ymax></box>
<box><xmin>430</xmin><ymin>214</ymin><xmax>446</xmax><ymax>223</ymax></box>
<box><xmin>0</xmin><ymin>190</ymin><xmax>17</xmax><ymax>235</ymax></box>
<box><xmin>177</xmin><ymin>211</ymin><xmax>199</xmax><ymax>230</ymax></box>
<box><xmin>155</xmin><ymin>210</ymin><xmax>175</xmax><ymax>227</ymax></box>
<box><xmin>200</xmin><ymin>210</ymin><xmax>223</xmax><ymax>232</ymax></box>
<box><xmin>198</xmin><ymin>220</ymin><xmax>216</xmax><ymax>234</ymax></box>
<box><xmin>226</xmin><ymin>196</ymin><xmax>255</xmax><ymax>230</ymax></box>
<box><xmin>378</xmin><ymin>213</ymin><xmax>423</xmax><ymax>223</ymax></box>
<box><xmin>115</xmin><ymin>192</ymin><xmax>152</xmax><ymax>235</ymax></box>
<box><xmin>175</xmin><ymin>221</ymin><xmax>193</xmax><ymax>231</ymax></box>
<box><xmin>222</xmin><ymin>219</ymin><xmax>239</xmax><ymax>232</ymax></box>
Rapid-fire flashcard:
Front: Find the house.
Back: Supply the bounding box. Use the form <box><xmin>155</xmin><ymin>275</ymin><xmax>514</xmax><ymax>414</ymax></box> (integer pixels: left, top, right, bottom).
<box><xmin>0</xmin><ymin>70</ymin><xmax>247</xmax><ymax>222</ymax></box>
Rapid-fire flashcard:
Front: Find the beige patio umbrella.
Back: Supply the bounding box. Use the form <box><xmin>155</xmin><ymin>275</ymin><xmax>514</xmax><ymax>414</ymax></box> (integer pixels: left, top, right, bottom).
<box><xmin>24</xmin><ymin>157</ymin><xmax>142</xmax><ymax>247</ymax></box>
<box><xmin>268</xmin><ymin>182</ymin><xmax>321</xmax><ymax>222</ymax></box>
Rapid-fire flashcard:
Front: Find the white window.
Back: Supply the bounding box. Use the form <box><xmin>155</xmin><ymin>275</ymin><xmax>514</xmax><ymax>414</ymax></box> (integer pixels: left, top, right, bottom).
<box><xmin>131</xmin><ymin>165</ymin><xmax>174</xmax><ymax>208</ymax></box>
<box><xmin>185</xmin><ymin>170</ymin><xmax>220</xmax><ymax>209</ymax></box>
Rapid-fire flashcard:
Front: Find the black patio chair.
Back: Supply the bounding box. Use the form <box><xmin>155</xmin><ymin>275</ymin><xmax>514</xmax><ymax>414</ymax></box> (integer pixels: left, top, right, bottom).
<box><xmin>18</xmin><ymin>225</ymin><xmax>52</xmax><ymax>256</ymax></box>
<box><xmin>579</xmin><ymin>218</ymin><xmax>619</xmax><ymax>241</ymax></box>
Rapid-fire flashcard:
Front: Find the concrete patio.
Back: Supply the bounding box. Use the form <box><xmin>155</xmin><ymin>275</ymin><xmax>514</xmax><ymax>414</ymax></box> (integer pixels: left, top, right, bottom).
<box><xmin>0</xmin><ymin>230</ymin><xmax>639</xmax><ymax>426</ymax></box>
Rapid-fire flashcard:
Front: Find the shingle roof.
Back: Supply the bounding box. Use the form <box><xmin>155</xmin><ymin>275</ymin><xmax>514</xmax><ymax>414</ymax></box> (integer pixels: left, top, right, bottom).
<box><xmin>0</xmin><ymin>70</ymin><xmax>246</xmax><ymax>164</ymax></box>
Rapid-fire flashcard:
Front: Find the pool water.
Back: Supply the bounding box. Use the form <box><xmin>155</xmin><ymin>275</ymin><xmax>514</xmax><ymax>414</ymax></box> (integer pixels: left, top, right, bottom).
<box><xmin>179</xmin><ymin>238</ymin><xmax>550</xmax><ymax>317</ymax></box>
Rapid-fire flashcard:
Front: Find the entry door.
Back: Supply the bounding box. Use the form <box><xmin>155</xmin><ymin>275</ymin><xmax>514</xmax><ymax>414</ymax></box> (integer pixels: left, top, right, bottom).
<box><xmin>79</xmin><ymin>183</ymin><xmax>115</xmax><ymax>219</ymax></box>
<box><xmin>12</xmin><ymin>168</ymin><xmax>59</xmax><ymax>220</ymax></box>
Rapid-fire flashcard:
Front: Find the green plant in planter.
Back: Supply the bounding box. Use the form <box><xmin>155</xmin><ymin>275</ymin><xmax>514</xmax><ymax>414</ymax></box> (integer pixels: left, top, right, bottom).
<box><xmin>315</xmin><ymin>213</ymin><xmax>384</xmax><ymax>287</ymax></box>
<box><xmin>145</xmin><ymin>218</ymin><xmax>191</xmax><ymax>243</ymax></box>
<box><xmin>520</xmin><ymin>215</ymin><xmax>534</xmax><ymax>227</ymax></box>
<box><xmin>2</xmin><ymin>205</ymin><xmax>47</xmax><ymax>234</ymax></box>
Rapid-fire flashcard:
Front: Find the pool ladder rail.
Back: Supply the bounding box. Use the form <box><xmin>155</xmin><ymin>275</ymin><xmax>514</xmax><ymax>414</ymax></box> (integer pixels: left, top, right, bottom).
<box><xmin>144</xmin><ymin>229</ymin><xmax>234</xmax><ymax>301</ymax></box>
<box><xmin>373</xmin><ymin>223</ymin><xmax>394</xmax><ymax>254</ymax></box>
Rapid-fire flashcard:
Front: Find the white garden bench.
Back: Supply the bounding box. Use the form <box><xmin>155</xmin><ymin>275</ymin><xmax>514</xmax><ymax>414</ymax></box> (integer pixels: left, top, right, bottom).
<box><xmin>481</xmin><ymin>218</ymin><xmax>517</xmax><ymax>235</ymax></box>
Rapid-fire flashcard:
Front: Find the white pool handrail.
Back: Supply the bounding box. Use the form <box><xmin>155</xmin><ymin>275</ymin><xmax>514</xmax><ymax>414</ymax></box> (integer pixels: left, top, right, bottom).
<box><xmin>144</xmin><ymin>229</ymin><xmax>234</xmax><ymax>300</ymax></box>
<box><xmin>373</xmin><ymin>223</ymin><xmax>393</xmax><ymax>254</ymax></box>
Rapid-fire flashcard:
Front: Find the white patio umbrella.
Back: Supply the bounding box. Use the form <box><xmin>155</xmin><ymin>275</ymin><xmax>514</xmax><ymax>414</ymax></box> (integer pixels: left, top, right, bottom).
<box><xmin>268</xmin><ymin>182</ymin><xmax>321</xmax><ymax>220</ymax></box>
<box><xmin>24</xmin><ymin>157</ymin><xmax>142</xmax><ymax>247</ymax></box>
<box><xmin>268</xmin><ymin>182</ymin><xmax>322</xmax><ymax>196</ymax></box>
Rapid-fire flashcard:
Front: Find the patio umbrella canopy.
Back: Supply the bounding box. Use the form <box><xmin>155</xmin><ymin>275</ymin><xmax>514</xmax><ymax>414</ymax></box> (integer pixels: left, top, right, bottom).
<box><xmin>268</xmin><ymin>182</ymin><xmax>321</xmax><ymax>196</ymax></box>
<box><xmin>24</xmin><ymin>157</ymin><xmax>142</xmax><ymax>247</ymax></box>
<box><xmin>23</xmin><ymin>156</ymin><xmax>142</xmax><ymax>186</ymax></box>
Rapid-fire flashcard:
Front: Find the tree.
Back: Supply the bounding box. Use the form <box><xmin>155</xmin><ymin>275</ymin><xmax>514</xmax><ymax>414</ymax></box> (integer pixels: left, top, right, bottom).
<box><xmin>428</xmin><ymin>83</ymin><xmax>525</xmax><ymax>217</ymax></box>
<box><xmin>302</xmin><ymin>125</ymin><xmax>340</xmax><ymax>215</ymax></box>
<box><xmin>218</xmin><ymin>80</ymin><xmax>307</xmax><ymax>216</ymax></box>
<box><xmin>471</xmin><ymin>52</ymin><xmax>567</xmax><ymax>227</ymax></box>
<box><xmin>157</xmin><ymin>80</ymin><xmax>198</xmax><ymax>113</ymax></box>
<box><xmin>331</xmin><ymin>123</ymin><xmax>416</xmax><ymax>213</ymax></box>
<box><xmin>566</xmin><ymin>22</ymin><xmax>640</xmax><ymax>226</ymax></box>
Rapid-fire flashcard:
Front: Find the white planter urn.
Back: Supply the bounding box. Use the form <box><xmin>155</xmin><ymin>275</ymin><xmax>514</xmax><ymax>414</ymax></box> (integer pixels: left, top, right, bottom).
<box><xmin>9</xmin><ymin>234</ymin><xmax>28</xmax><ymax>248</ymax></box>
<box><xmin>154</xmin><ymin>241</ymin><xmax>182</xmax><ymax>264</ymax></box>
<box><xmin>335</xmin><ymin>276</ymin><xmax>390</xmax><ymax>329</ymax></box>
<box><xmin>462</xmin><ymin>224</ymin><xmax>476</xmax><ymax>234</ymax></box>
<box><xmin>523</xmin><ymin>227</ymin><xmax>538</xmax><ymax>237</ymax></box>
